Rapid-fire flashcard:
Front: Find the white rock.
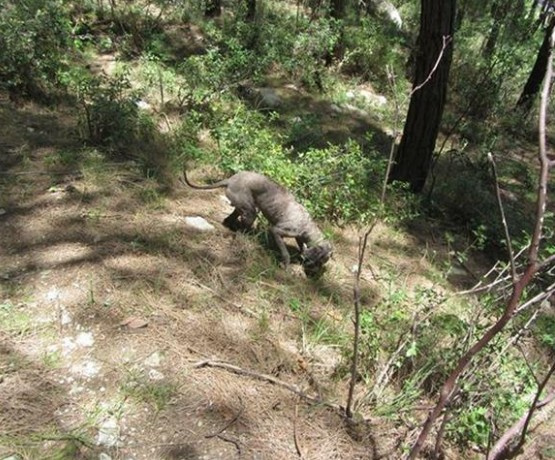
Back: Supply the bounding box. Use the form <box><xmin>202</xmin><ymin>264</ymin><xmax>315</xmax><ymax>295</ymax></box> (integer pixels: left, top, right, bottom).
<box><xmin>148</xmin><ymin>369</ymin><xmax>165</xmax><ymax>381</ymax></box>
<box><xmin>258</xmin><ymin>87</ymin><xmax>281</xmax><ymax>108</ymax></box>
<box><xmin>62</xmin><ymin>337</ymin><xmax>77</xmax><ymax>355</ymax></box>
<box><xmin>47</xmin><ymin>288</ymin><xmax>60</xmax><ymax>302</ymax></box>
<box><xmin>71</xmin><ymin>360</ymin><xmax>101</xmax><ymax>378</ymax></box>
<box><xmin>184</xmin><ymin>216</ymin><xmax>215</xmax><ymax>232</ymax></box>
<box><xmin>75</xmin><ymin>331</ymin><xmax>95</xmax><ymax>347</ymax></box>
<box><xmin>96</xmin><ymin>417</ymin><xmax>119</xmax><ymax>447</ymax></box>
<box><xmin>136</xmin><ymin>100</ymin><xmax>151</xmax><ymax>110</ymax></box>
<box><xmin>99</xmin><ymin>453</ymin><xmax>112</xmax><ymax>460</ymax></box>
<box><xmin>61</xmin><ymin>309</ymin><xmax>72</xmax><ymax>325</ymax></box>
<box><xmin>144</xmin><ymin>351</ymin><xmax>162</xmax><ymax>367</ymax></box>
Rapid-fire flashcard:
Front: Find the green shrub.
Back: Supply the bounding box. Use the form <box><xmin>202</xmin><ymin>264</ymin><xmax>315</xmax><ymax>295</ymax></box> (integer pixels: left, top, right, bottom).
<box><xmin>341</xmin><ymin>18</ymin><xmax>404</xmax><ymax>89</ymax></box>
<box><xmin>0</xmin><ymin>0</ymin><xmax>72</xmax><ymax>98</ymax></box>
<box><xmin>427</xmin><ymin>150</ymin><xmax>530</xmax><ymax>253</ymax></box>
<box><xmin>72</xmin><ymin>72</ymin><xmax>155</xmax><ymax>157</ymax></box>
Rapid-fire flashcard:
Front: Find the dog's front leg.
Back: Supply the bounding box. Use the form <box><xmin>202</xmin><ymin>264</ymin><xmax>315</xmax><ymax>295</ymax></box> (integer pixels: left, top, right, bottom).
<box><xmin>270</xmin><ymin>227</ymin><xmax>291</xmax><ymax>268</ymax></box>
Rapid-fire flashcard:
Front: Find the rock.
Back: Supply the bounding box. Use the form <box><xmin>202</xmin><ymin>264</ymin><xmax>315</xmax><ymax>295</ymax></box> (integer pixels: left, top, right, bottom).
<box><xmin>144</xmin><ymin>351</ymin><xmax>162</xmax><ymax>367</ymax></box>
<box><xmin>184</xmin><ymin>216</ymin><xmax>215</xmax><ymax>232</ymax></box>
<box><xmin>148</xmin><ymin>369</ymin><xmax>165</xmax><ymax>380</ymax></box>
<box><xmin>96</xmin><ymin>417</ymin><xmax>119</xmax><ymax>447</ymax></box>
<box><xmin>75</xmin><ymin>331</ymin><xmax>95</xmax><ymax>347</ymax></box>
<box><xmin>136</xmin><ymin>100</ymin><xmax>151</xmax><ymax>110</ymax></box>
<box><xmin>60</xmin><ymin>309</ymin><xmax>72</xmax><ymax>325</ymax></box>
<box><xmin>346</xmin><ymin>89</ymin><xmax>387</xmax><ymax>107</ymax></box>
<box><xmin>98</xmin><ymin>453</ymin><xmax>112</xmax><ymax>460</ymax></box>
<box><xmin>71</xmin><ymin>360</ymin><xmax>101</xmax><ymax>378</ymax></box>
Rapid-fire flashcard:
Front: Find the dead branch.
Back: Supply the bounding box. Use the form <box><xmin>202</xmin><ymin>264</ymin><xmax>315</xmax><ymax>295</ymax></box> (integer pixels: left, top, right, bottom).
<box><xmin>205</xmin><ymin>396</ymin><xmax>244</xmax><ymax>439</ymax></box>
<box><xmin>407</xmin><ymin>26</ymin><xmax>555</xmax><ymax>460</ymax></box>
<box><xmin>487</xmin><ymin>361</ymin><xmax>555</xmax><ymax>460</ymax></box>
<box><xmin>293</xmin><ymin>403</ymin><xmax>304</xmax><ymax>458</ymax></box>
<box><xmin>412</xmin><ymin>36</ymin><xmax>453</xmax><ymax>94</ymax></box>
<box><xmin>488</xmin><ymin>152</ymin><xmax>517</xmax><ymax>282</ymax></box>
<box><xmin>192</xmin><ymin>359</ymin><xmax>345</xmax><ymax>413</ymax></box>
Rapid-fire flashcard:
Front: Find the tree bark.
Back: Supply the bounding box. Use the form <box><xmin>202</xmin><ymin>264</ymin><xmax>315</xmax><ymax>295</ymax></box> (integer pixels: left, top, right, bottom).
<box><xmin>516</xmin><ymin>17</ymin><xmax>555</xmax><ymax>113</ymax></box>
<box><xmin>388</xmin><ymin>0</ymin><xmax>456</xmax><ymax>193</ymax></box>
<box><xmin>245</xmin><ymin>0</ymin><xmax>256</xmax><ymax>21</ymax></box>
<box><xmin>205</xmin><ymin>0</ymin><xmax>221</xmax><ymax>18</ymax></box>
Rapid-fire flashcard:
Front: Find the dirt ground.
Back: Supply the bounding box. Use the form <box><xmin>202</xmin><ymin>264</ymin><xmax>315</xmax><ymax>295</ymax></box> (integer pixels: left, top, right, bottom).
<box><xmin>1</xmin><ymin>92</ymin><xmax>554</xmax><ymax>460</ymax></box>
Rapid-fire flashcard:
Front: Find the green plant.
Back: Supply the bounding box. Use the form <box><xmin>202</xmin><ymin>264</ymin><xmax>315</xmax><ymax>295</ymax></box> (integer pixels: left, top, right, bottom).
<box><xmin>534</xmin><ymin>314</ymin><xmax>555</xmax><ymax>350</ymax></box>
<box><xmin>121</xmin><ymin>369</ymin><xmax>175</xmax><ymax>411</ymax></box>
<box><xmin>0</xmin><ymin>0</ymin><xmax>72</xmax><ymax>98</ymax></box>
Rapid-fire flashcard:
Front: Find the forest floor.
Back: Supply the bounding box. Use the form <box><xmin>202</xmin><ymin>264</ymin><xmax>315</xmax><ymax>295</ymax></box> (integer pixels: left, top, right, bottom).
<box><xmin>0</xmin><ymin>85</ymin><xmax>554</xmax><ymax>460</ymax></box>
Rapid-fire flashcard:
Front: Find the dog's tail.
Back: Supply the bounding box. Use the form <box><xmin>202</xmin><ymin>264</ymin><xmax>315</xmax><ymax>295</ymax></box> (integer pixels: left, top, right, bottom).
<box><xmin>182</xmin><ymin>170</ymin><xmax>229</xmax><ymax>190</ymax></box>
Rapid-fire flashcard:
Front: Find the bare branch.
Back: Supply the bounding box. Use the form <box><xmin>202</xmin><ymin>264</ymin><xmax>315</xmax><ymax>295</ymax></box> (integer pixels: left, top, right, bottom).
<box><xmin>193</xmin><ymin>359</ymin><xmax>346</xmax><ymax>413</ymax></box>
<box><xmin>407</xmin><ymin>21</ymin><xmax>555</xmax><ymax>460</ymax></box>
<box><xmin>488</xmin><ymin>361</ymin><xmax>555</xmax><ymax>460</ymax></box>
<box><xmin>488</xmin><ymin>152</ymin><xmax>517</xmax><ymax>282</ymax></box>
<box><xmin>412</xmin><ymin>36</ymin><xmax>453</xmax><ymax>94</ymax></box>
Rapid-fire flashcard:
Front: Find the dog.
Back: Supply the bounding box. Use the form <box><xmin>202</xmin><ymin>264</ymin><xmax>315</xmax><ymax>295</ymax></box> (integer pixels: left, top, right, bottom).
<box><xmin>183</xmin><ymin>171</ymin><xmax>332</xmax><ymax>278</ymax></box>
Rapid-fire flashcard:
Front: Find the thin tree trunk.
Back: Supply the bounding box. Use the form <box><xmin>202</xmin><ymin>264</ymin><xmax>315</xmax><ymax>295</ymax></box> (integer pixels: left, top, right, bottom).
<box><xmin>388</xmin><ymin>0</ymin><xmax>456</xmax><ymax>193</ymax></box>
<box><xmin>205</xmin><ymin>0</ymin><xmax>221</xmax><ymax>18</ymax></box>
<box><xmin>245</xmin><ymin>0</ymin><xmax>256</xmax><ymax>21</ymax></box>
<box><xmin>516</xmin><ymin>17</ymin><xmax>555</xmax><ymax>113</ymax></box>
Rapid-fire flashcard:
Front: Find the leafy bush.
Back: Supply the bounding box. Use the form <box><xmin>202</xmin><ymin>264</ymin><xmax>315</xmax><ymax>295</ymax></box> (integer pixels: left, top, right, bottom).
<box><xmin>0</xmin><ymin>0</ymin><xmax>72</xmax><ymax>98</ymax></box>
<box><xmin>201</xmin><ymin>104</ymin><xmax>387</xmax><ymax>223</ymax></box>
<box><xmin>341</xmin><ymin>18</ymin><xmax>404</xmax><ymax>89</ymax></box>
<box><xmin>72</xmin><ymin>72</ymin><xmax>155</xmax><ymax>156</ymax></box>
<box><xmin>427</xmin><ymin>150</ymin><xmax>530</xmax><ymax>252</ymax></box>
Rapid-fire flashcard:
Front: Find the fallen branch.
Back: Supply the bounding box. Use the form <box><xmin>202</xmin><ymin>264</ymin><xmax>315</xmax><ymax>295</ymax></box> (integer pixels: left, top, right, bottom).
<box><xmin>205</xmin><ymin>396</ymin><xmax>244</xmax><ymax>439</ymax></box>
<box><xmin>293</xmin><ymin>403</ymin><xmax>304</xmax><ymax>458</ymax></box>
<box><xmin>192</xmin><ymin>359</ymin><xmax>345</xmax><ymax>413</ymax></box>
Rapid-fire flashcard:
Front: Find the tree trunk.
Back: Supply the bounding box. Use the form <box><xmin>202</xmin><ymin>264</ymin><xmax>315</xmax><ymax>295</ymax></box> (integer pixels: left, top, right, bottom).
<box><xmin>388</xmin><ymin>0</ymin><xmax>456</xmax><ymax>193</ymax></box>
<box><xmin>205</xmin><ymin>0</ymin><xmax>221</xmax><ymax>18</ymax></box>
<box><xmin>245</xmin><ymin>0</ymin><xmax>256</xmax><ymax>21</ymax></box>
<box><xmin>327</xmin><ymin>0</ymin><xmax>346</xmax><ymax>63</ymax></box>
<box><xmin>516</xmin><ymin>17</ymin><xmax>555</xmax><ymax>113</ymax></box>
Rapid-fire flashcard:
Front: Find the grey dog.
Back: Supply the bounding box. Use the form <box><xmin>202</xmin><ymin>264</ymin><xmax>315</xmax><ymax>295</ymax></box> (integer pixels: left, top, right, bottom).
<box><xmin>184</xmin><ymin>171</ymin><xmax>332</xmax><ymax>278</ymax></box>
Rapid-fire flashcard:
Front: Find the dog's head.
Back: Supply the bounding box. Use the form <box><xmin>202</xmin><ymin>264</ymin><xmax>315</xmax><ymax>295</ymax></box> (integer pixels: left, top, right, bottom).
<box><xmin>302</xmin><ymin>243</ymin><xmax>332</xmax><ymax>279</ymax></box>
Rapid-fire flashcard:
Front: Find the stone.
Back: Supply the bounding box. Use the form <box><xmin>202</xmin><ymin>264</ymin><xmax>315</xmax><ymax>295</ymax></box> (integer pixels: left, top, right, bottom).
<box><xmin>184</xmin><ymin>216</ymin><xmax>215</xmax><ymax>232</ymax></box>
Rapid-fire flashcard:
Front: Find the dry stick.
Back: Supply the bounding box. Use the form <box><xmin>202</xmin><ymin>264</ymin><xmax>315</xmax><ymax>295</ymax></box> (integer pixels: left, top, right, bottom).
<box><xmin>488</xmin><ymin>361</ymin><xmax>555</xmax><ymax>460</ymax></box>
<box><xmin>515</xmin><ymin>281</ymin><xmax>555</xmax><ymax>314</ymax></box>
<box><xmin>432</xmin><ymin>413</ymin><xmax>450</xmax><ymax>460</ymax></box>
<box><xmin>407</xmin><ymin>28</ymin><xmax>555</xmax><ymax>460</ymax></box>
<box><xmin>192</xmin><ymin>360</ymin><xmax>345</xmax><ymax>413</ymax></box>
<box><xmin>293</xmin><ymin>403</ymin><xmax>304</xmax><ymax>458</ymax></box>
<box><xmin>345</xmin><ymin>43</ymin><xmax>454</xmax><ymax>418</ymax></box>
<box><xmin>204</xmin><ymin>396</ymin><xmax>244</xmax><ymax>439</ymax></box>
<box><xmin>488</xmin><ymin>152</ymin><xmax>517</xmax><ymax>282</ymax></box>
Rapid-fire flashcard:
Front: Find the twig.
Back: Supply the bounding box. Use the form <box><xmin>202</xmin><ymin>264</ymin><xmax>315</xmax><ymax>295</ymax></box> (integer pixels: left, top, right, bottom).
<box><xmin>432</xmin><ymin>412</ymin><xmax>450</xmax><ymax>460</ymax></box>
<box><xmin>488</xmin><ymin>152</ymin><xmax>517</xmax><ymax>282</ymax></box>
<box><xmin>204</xmin><ymin>396</ymin><xmax>244</xmax><ymax>439</ymax></box>
<box><xmin>293</xmin><ymin>403</ymin><xmax>304</xmax><ymax>458</ymax></box>
<box><xmin>487</xmin><ymin>361</ymin><xmax>555</xmax><ymax>460</ymax></box>
<box><xmin>192</xmin><ymin>359</ymin><xmax>345</xmax><ymax>413</ymax></box>
<box><xmin>215</xmin><ymin>433</ymin><xmax>242</xmax><ymax>455</ymax></box>
<box><xmin>515</xmin><ymin>281</ymin><xmax>555</xmax><ymax>314</ymax></box>
<box><xmin>407</xmin><ymin>22</ymin><xmax>555</xmax><ymax>460</ymax></box>
<box><xmin>189</xmin><ymin>279</ymin><xmax>258</xmax><ymax>318</ymax></box>
<box><xmin>412</xmin><ymin>36</ymin><xmax>453</xmax><ymax>94</ymax></box>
